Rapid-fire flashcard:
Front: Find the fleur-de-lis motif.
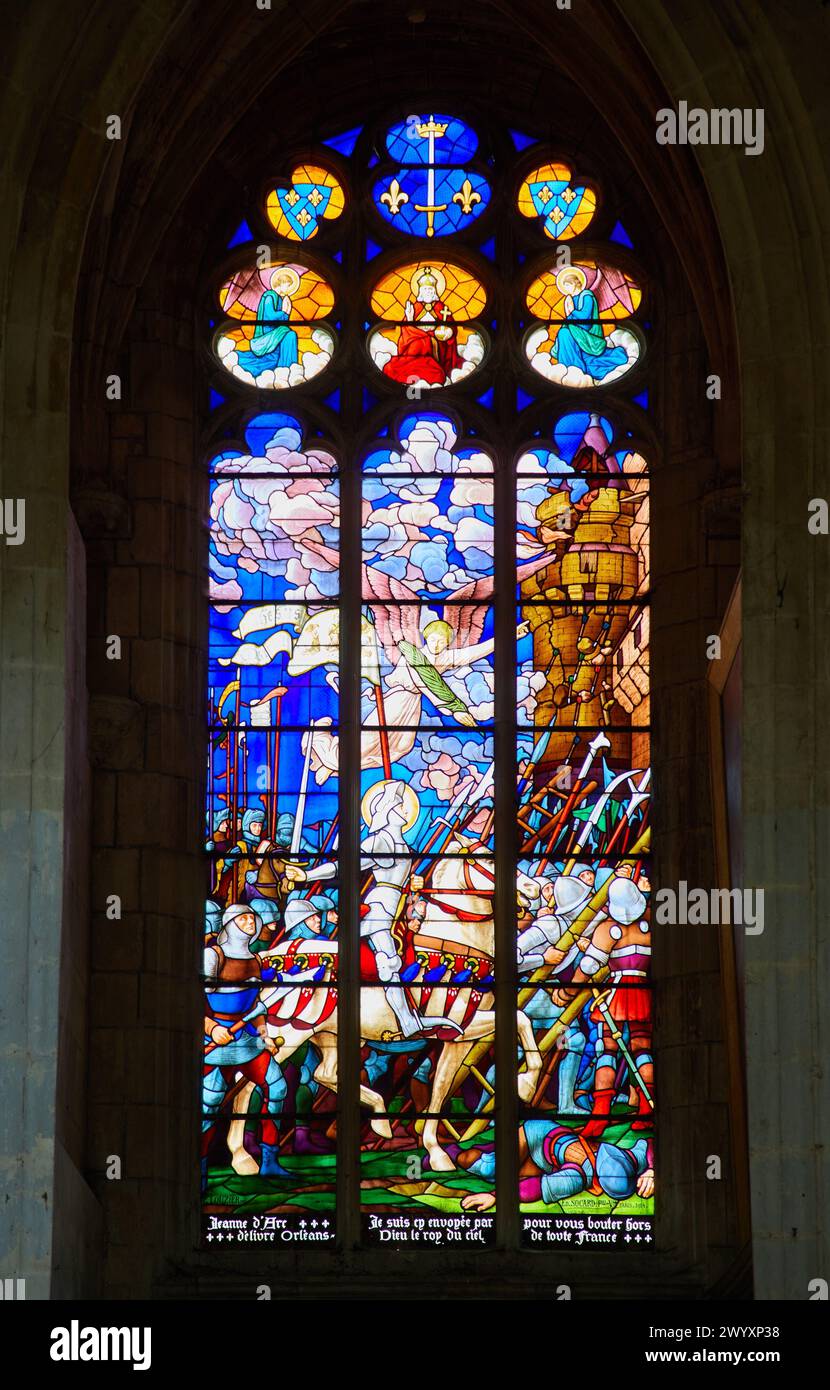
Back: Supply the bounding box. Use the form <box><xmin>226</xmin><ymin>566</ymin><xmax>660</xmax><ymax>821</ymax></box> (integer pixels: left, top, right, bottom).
<box><xmin>452</xmin><ymin>178</ymin><xmax>482</xmax><ymax>216</ymax></box>
<box><xmin>380</xmin><ymin>178</ymin><xmax>409</xmax><ymax>216</ymax></box>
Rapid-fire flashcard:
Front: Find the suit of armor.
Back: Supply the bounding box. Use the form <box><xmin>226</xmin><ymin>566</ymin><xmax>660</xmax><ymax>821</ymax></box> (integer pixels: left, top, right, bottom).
<box><xmin>361</xmin><ymin>781</ymin><xmax>460</xmax><ymax>1039</ymax></box>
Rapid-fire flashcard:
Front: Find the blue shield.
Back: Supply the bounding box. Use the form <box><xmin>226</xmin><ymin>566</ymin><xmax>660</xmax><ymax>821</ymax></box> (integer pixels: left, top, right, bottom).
<box><xmin>276</xmin><ymin>182</ymin><xmax>334</xmax><ymax>240</ymax></box>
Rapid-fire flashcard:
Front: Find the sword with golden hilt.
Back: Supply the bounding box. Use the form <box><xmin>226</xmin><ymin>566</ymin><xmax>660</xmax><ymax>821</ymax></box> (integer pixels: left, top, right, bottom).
<box><xmin>413</xmin><ymin>117</ymin><xmax>449</xmax><ymax>236</ymax></box>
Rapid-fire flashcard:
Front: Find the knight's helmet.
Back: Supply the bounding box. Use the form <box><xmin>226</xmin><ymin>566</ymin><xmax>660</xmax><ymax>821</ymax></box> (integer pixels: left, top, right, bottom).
<box><xmin>217</xmin><ymin>903</ymin><xmax>267</xmax><ymax>955</ymax></box>
<box><xmin>607</xmin><ymin>876</ymin><xmax>647</xmax><ymax>926</ymax></box>
<box><xmin>365</xmin><ymin>780</ymin><xmax>408</xmax><ymax>834</ymax></box>
<box><xmin>241</xmin><ymin>806</ymin><xmax>265</xmax><ymax>846</ymax></box>
<box><xmin>596</xmin><ymin>1138</ymin><xmax>650</xmax><ymax>1198</ymax></box>
<box><xmin>274</xmin><ymin>812</ymin><xmax>295</xmax><ymax>847</ymax></box>
<box><xmin>284</xmin><ymin>897</ymin><xmax>320</xmax><ymax>935</ymax></box>
<box><xmin>552</xmin><ymin>874</ymin><xmax>592</xmax><ymax>919</ymax></box>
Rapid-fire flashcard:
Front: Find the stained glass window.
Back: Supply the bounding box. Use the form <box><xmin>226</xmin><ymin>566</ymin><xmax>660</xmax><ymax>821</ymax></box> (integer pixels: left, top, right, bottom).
<box><xmin>203</xmin><ymin>111</ymin><xmax>652</xmax><ymax>1253</ymax></box>
<box><xmin>368</xmin><ymin>262</ymin><xmax>488</xmax><ymax>388</ymax></box>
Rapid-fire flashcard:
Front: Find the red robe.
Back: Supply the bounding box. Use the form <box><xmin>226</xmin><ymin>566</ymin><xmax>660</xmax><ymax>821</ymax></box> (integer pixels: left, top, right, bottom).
<box><xmin>383</xmin><ymin>299</ymin><xmax>463</xmax><ymax>385</ymax></box>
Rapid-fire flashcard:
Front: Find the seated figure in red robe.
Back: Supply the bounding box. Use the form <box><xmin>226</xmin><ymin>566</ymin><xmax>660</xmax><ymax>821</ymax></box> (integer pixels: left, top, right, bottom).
<box><xmin>383</xmin><ymin>266</ymin><xmax>463</xmax><ymax>386</ymax></box>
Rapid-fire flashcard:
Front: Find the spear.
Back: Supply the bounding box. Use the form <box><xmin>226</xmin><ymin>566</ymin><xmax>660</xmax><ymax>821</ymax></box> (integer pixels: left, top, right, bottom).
<box><xmin>413</xmin><ymin>762</ymin><xmax>494</xmax><ymax>868</ymax></box>
<box><xmin>362</xmin><ymin>615</ymin><xmax>392</xmax><ymax>777</ymax></box>
<box><xmin>591</xmin><ymin>987</ymin><xmax>654</xmax><ymax>1108</ymax></box>
<box><xmin>516</xmin><ymin>727</ymin><xmax>556</xmax><ymax>797</ymax></box>
<box><xmin>318</xmin><ymin>813</ymin><xmax>339</xmax><ymax>857</ymax></box>
<box><xmin>232</xmin><ymin>678</ymin><xmax>242</xmax><ymax>833</ymax></box>
<box><xmin>599</xmin><ymin>768</ymin><xmax>650</xmax><ymax>861</ymax></box>
<box><xmin>291</xmin><ymin>721</ymin><xmax>316</xmax><ymax>856</ymax></box>
<box><xmin>251</xmin><ymin>683</ymin><xmax>287</xmax><ymax>839</ymax></box>
<box><xmin>566</xmin><ymin>765</ymin><xmax>648</xmax><ymax>864</ymax></box>
<box><xmin>531</xmin><ymin>730</ymin><xmax>611</xmax><ymax>867</ymax></box>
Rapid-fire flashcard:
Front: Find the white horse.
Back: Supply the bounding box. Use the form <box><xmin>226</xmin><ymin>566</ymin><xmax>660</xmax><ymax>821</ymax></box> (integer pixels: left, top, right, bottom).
<box><xmin>223</xmin><ymin>851</ymin><xmax>541</xmax><ymax>1175</ymax></box>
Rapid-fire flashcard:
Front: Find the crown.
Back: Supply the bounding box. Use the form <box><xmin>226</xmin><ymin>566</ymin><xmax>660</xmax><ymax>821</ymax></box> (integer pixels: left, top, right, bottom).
<box><xmin>415</xmin><ymin>117</ymin><xmax>450</xmax><ymax>139</ymax></box>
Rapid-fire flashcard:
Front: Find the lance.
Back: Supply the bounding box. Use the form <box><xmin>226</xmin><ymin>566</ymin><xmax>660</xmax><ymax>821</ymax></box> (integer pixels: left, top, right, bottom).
<box><xmin>591</xmin><ymin>986</ymin><xmax>654</xmax><ymax>1108</ymax></box>
<box><xmin>363</xmin><ymin>616</ymin><xmax>392</xmax><ymax>777</ymax></box>
<box><xmin>267</xmin><ymin>726</ymin><xmax>274</xmax><ymax>837</ymax></box>
<box><xmin>519</xmin><ymin>730</ymin><xmax>589</xmax><ymax>852</ymax></box>
<box><xmin>536</xmin><ymin>979</ymin><xmax>604</xmax><ymax>1056</ymax></box>
<box><xmin>524</xmin><ymin>780</ymin><xmax>599</xmax><ymax>861</ymax></box>
<box><xmin>599</xmin><ymin>767</ymin><xmax>650</xmax><ymax>862</ymax></box>
<box><xmin>318</xmin><ymin>813</ymin><xmax>339</xmax><ymax>858</ymax></box>
<box><xmin>517</xmin><ymin>727</ymin><xmax>555</xmax><ymax>798</ymax></box>
<box><xmin>239</xmin><ymin>731</ymin><xmax>248</xmax><ymax>830</ymax></box>
<box><xmin>227</xmin><ymin>729</ymin><xmax>235</xmax><ymax>838</ymax></box>
<box><xmin>517</xmin><ymin>731</ymin><xmax>579</xmax><ymax>841</ymax></box>
<box><xmin>372</xmin><ymin>696</ymin><xmax>392</xmax><ymax>780</ymax></box>
<box><xmin>291</xmin><ymin>721</ymin><xmax>316</xmax><ymax>856</ymax></box>
<box><xmin>530</xmin><ymin>731</ymin><xmax>611</xmax><ymax>867</ymax></box>
<box><xmin>222</xmin><ymin>729</ymin><xmax>233</xmax><ymax>839</ymax></box>
<box><xmin>208</xmin><ymin>727</ymin><xmax>214</xmax><ymax>819</ymax></box>
<box><xmin>269</xmin><ymin>684</ymin><xmax>286</xmax><ymax>840</ymax></box>
<box><xmin>565</xmin><ymin>765</ymin><xmax>647</xmax><ymax>863</ymax></box>
<box><xmin>413</xmin><ymin>762</ymin><xmax>494</xmax><ymax>868</ymax></box>
<box><xmin>519</xmin><ymin>772</ymin><xmax>570</xmax><ymax>818</ymax></box>
<box><xmin>232</xmin><ymin>679</ymin><xmax>242</xmax><ymax>834</ymax></box>
<box><xmin>528</xmin><ymin>981</ymin><xmax>606</xmax><ymax>1105</ymax></box>
<box><xmin>475</xmin><ymin>805</ymin><xmax>495</xmax><ymax>844</ymax></box>
<box><xmin>251</xmin><ymin>684</ymin><xmax>287</xmax><ymax>839</ymax></box>
<box><xmin>215</xmin><ymin>680</ymin><xmax>239</xmax><ymax>836</ymax></box>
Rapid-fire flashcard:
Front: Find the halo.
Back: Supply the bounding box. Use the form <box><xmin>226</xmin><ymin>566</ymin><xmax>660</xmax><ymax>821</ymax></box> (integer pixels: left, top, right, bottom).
<box><xmin>270</xmin><ymin>264</ymin><xmax>301</xmax><ymax>296</ymax></box>
<box><xmin>361</xmin><ymin>778</ymin><xmax>421</xmax><ymax>832</ymax></box>
<box><xmin>555</xmin><ymin>264</ymin><xmax>587</xmax><ymax>295</ymax></box>
<box><xmin>410</xmin><ymin>263</ymin><xmax>446</xmax><ymax>299</ymax></box>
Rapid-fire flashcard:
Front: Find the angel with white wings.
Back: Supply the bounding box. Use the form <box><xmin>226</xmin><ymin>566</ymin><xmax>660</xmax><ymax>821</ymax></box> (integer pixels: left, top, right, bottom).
<box><xmin>218</xmin><ymin>539</ymin><xmax>549</xmax><ymax>783</ymax></box>
<box><xmin>306</xmin><ymin>567</ymin><xmax>543</xmax><ymax>781</ymax></box>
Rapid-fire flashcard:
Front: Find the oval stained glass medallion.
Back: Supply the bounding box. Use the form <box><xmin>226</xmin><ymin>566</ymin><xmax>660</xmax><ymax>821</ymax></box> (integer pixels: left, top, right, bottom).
<box><xmin>367</xmin><ymin>260</ymin><xmax>488</xmax><ymax>389</ymax></box>
<box><xmin>215</xmin><ymin>261</ymin><xmax>336</xmax><ymax>389</ymax></box>
<box><xmin>524</xmin><ymin>262</ymin><xmax>642</xmax><ymax>388</ymax></box>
